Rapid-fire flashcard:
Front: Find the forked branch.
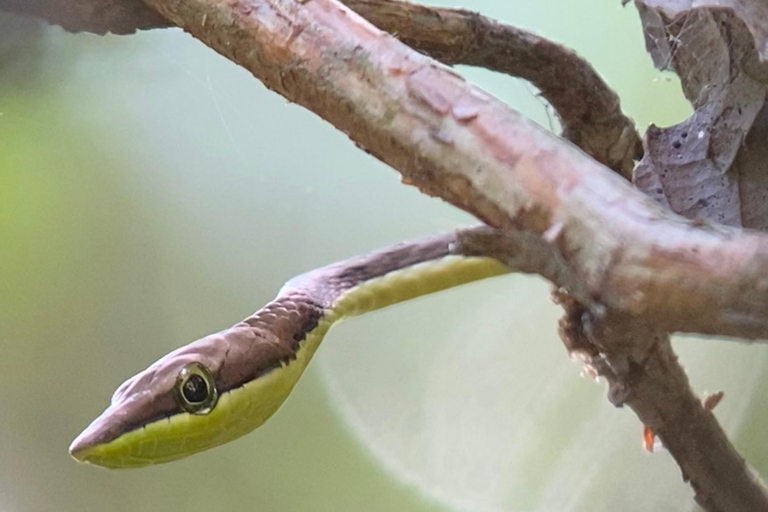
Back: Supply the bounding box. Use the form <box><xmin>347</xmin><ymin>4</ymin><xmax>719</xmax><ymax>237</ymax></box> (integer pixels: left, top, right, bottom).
<box><xmin>343</xmin><ymin>0</ymin><xmax>643</xmax><ymax>178</ymax></box>
<box><xmin>138</xmin><ymin>0</ymin><xmax>768</xmax><ymax>340</ymax></box>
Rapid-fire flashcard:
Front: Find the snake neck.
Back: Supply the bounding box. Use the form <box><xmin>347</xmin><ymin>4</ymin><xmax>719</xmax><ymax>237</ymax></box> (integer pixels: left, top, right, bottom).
<box><xmin>328</xmin><ymin>254</ymin><xmax>510</xmax><ymax>320</ymax></box>
<box><xmin>262</xmin><ymin>234</ymin><xmax>509</xmax><ymax>358</ymax></box>
<box><xmin>283</xmin><ymin>231</ymin><xmax>510</xmax><ymax>322</ymax></box>
<box><xmin>235</xmin><ymin>232</ymin><xmax>510</xmax><ymax>389</ymax></box>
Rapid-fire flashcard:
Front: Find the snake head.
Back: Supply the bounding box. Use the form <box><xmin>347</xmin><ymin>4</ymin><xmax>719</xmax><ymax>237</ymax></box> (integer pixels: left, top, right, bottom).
<box><xmin>69</xmin><ymin>323</ymin><xmax>305</xmax><ymax>468</ymax></box>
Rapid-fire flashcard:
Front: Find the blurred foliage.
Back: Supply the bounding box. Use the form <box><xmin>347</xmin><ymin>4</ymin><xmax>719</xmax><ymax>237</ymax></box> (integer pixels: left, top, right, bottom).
<box><xmin>0</xmin><ymin>13</ymin><xmax>45</xmax><ymax>84</ymax></box>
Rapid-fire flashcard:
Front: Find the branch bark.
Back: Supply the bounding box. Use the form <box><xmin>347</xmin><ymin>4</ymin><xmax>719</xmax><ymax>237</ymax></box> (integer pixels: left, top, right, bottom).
<box><xmin>135</xmin><ymin>0</ymin><xmax>768</xmax><ymax>340</ymax></box>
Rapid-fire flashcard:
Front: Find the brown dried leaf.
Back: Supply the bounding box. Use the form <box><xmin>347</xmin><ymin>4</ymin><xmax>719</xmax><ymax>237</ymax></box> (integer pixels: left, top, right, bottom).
<box><xmin>0</xmin><ymin>0</ymin><xmax>169</xmax><ymax>34</ymax></box>
<box><xmin>638</xmin><ymin>0</ymin><xmax>768</xmax><ymax>63</ymax></box>
<box><xmin>634</xmin><ymin>1</ymin><xmax>768</xmax><ymax>229</ymax></box>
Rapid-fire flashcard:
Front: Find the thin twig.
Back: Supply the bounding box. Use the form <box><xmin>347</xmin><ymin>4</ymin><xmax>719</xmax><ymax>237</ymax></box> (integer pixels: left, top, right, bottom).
<box><xmin>344</xmin><ymin>0</ymin><xmax>643</xmax><ymax>178</ymax></box>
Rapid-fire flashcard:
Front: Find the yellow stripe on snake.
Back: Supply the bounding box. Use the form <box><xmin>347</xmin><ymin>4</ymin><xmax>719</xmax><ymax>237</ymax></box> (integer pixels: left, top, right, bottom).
<box><xmin>70</xmin><ymin>228</ymin><xmax>511</xmax><ymax>468</ymax></box>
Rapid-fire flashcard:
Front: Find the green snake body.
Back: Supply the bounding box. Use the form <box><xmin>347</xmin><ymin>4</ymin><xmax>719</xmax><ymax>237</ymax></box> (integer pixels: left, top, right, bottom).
<box><xmin>70</xmin><ymin>228</ymin><xmax>510</xmax><ymax>468</ymax></box>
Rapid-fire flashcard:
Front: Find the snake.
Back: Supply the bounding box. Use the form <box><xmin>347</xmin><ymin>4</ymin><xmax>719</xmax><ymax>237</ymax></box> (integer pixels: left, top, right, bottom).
<box><xmin>69</xmin><ymin>226</ymin><xmax>512</xmax><ymax>468</ymax></box>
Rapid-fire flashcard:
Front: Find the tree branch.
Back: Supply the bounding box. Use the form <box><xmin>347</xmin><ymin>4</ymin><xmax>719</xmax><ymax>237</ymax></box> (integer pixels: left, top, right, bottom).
<box><xmin>343</xmin><ymin>0</ymin><xmax>643</xmax><ymax>178</ymax></box>
<box><xmin>1</xmin><ymin>0</ymin><xmax>642</xmax><ymax>178</ymax></box>
<box><xmin>556</xmin><ymin>294</ymin><xmax>768</xmax><ymax>512</ymax></box>
<box><xmin>437</xmin><ymin>226</ymin><xmax>768</xmax><ymax>512</ymax></box>
<box><xmin>136</xmin><ymin>0</ymin><xmax>768</xmax><ymax>340</ymax></box>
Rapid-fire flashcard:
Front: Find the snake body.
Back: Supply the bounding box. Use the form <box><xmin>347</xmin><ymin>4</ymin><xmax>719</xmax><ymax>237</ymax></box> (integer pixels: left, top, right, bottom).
<box><xmin>69</xmin><ymin>228</ymin><xmax>510</xmax><ymax>468</ymax></box>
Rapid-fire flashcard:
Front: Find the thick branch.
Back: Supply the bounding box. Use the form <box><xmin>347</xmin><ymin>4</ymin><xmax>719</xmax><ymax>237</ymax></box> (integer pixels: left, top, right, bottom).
<box><xmin>6</xmin><ymin>0</ymin><xmax>768</xmax><ymax>341</ymax></box>
<box><xmin>2</xmin><ymin>0</ymin><xmax>641</xmax><ymax>177</ymax></box>
<box><xmin>557</xmin><ymin>296</ymin><xmax>768</xmax><ymax>512</ymax></box>
<box><xmin>138</xmin><ymin>0</ymin><xmax>768</xmax><ymax>340</ymax></box>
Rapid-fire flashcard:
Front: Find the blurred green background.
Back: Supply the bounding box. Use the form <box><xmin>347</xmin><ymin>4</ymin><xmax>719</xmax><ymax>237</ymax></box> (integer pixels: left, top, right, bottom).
<box><xmin>1</xmin><ymin>1</ymin><xmax>767</xmax><ymax>511</ymax></box>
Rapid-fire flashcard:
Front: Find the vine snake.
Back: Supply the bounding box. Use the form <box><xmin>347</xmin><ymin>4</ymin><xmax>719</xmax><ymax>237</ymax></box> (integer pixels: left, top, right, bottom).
<box><xmin>69</xmin><ymin>227</ymin><xmax>511</xmax><ymax>468</ymax></box>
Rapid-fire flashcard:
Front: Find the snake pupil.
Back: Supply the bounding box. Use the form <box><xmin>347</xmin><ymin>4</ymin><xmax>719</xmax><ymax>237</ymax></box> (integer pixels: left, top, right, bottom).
<box><xmin>182</xmin><ymin>374</ymin><xmax>208</xmax><ymax>403</ymax></box>
<box><xmin>175</xmin><ymin>362</ymin><xmax>218</xmax><ymax>414</ymax></box>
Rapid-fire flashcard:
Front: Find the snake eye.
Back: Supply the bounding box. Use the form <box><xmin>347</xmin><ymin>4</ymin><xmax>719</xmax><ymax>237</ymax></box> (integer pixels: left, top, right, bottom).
<box><xmin>175</xmin><ymin>362</ymin><xmax>218</xmax><ymax>414</ymax></box>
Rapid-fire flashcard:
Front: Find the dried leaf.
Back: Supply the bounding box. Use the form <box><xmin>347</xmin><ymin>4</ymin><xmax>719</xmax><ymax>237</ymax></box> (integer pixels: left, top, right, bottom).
<box><xmin>702</xmin><ymin>391</ymin><xmax>724</xmax><ymax>411</ymax></box>
<box><xmin>0</xmin><ymin>0</ymin><xmax>169</xmax><ymax>34</ymax></box>
<box><xmin>643</xmin><ymin>424</ymin><xmax>657</xmax><ymax>453</ymax></box>
<box><xmin>634</xmin><ymin>1</ymin><xmax>768</xmax><ymax>229</ymax></box>
<box><xmin>638</xmin><ymin>0</ymin><xmax>768</xmax><ymax>62</ymax></box>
